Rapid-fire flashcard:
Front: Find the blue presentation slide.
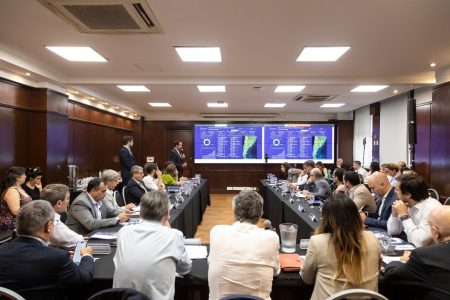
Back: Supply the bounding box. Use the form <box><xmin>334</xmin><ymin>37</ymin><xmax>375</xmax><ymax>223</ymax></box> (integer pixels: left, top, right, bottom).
<box><xmin>264</xmin><ymin>124</ymin><xmax>334</xmax><ymax>163</ymax></box>
<box><xmin>194</xmin><ymin>124</ymin><xmax>264</xmax><ymax>163</ymax></box>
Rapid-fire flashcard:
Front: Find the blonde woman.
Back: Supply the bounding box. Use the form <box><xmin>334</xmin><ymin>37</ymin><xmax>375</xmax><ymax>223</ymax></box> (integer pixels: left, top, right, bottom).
<box><xmin>300</xmin><ymin>193</ymin><xmax>380</xmax><ymax>299</ymax></box>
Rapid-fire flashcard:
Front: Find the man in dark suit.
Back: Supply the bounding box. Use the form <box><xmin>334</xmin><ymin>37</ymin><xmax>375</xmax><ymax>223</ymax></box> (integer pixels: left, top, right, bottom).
<box><xmin>0</xmin><ymin>200</ymin><xmax>94</xmax><ymax>299</ymax></box>
<box><xmin>125</xmin><ymin>165</ymin><xmax>148</xmax><ymax>205</ymax></box>
<box><xmin>66</xmin><ymin>178</ymin><xmax>130</xmax><ymax>235</ymax></box>
<box><xmin>302</xmin><ymin>168</ymin><xmax>331</xmax><ymax>201</ymax></box>
<box><xmin>170</xmin><ymin>140</ymin><xmax>186</xmax><ymax>176</ymax></box>
<box><xmin>382</xmin><ymin>206</ymin><xmax>450</xmax><ymax>299</ymax></box>
<box><xmin>361</xmin><ymin>172</ymin><xmax>397</xmax><ymax>229</ymax></box>
<box><xmin>119</xmin><ymin>135</ymin><xmax>135</xmax><ymax>186</ymax></box>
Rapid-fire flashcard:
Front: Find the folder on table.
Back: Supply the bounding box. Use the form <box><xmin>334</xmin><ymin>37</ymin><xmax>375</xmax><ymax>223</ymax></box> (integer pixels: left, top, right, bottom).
<box><xmin>279</xmin><ymin>253</ymin><xmax>303</xmax><ymax>272</ymax></box>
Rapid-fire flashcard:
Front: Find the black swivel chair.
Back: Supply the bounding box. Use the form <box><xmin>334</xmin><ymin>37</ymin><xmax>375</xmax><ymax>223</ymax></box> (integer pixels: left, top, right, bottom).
<box><xmin>87</xmin><ymin>288</ymin><xmax>150</xmax><ymax>300</ymax></box>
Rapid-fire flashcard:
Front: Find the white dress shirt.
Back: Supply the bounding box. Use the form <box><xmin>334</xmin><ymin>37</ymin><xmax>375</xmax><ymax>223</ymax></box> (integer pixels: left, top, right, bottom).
<box><xmin>143</xmin><ymin>175</ymin><xmax>158</xmax><ymax>190</ymax></box>
<box><xmin>296</xmin><ymin>174</ymin><xmax>309</xmax><ymax>187</ymax></box>
<box><xmin>357</xmin><ymin>167</ymin><xmax>368</xmax><ymax>178</ymax></box>
<box><xmin>387</xmin><ymin>197</ymin><xmax>442</xmax><ymax>247</ymax></box>
<box><xmin>208</xmin><ymin>222</ymin><xmax>280</xmax><ymax>300</ymax></box>
<box><xmin>49</xmin><ymin>212</ymin><xmax>84</xmax><ymax>249</ymax></box>
<box><xmin>113</xmin><ymin>220</ymin><xmax>191</xmax><ymax>300</ymax></box>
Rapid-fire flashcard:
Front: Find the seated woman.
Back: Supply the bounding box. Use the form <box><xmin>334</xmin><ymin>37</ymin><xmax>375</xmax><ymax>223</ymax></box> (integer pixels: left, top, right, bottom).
<box><xmin>280</xmin><ymin>162</ymin><xmax>292</xmax><ymax>180</ymax></box>
<box><xmin>208</xmin><ymin>190</ymin><xmax>280</xmax><ymax>299</ymax></box>
<box><xmin>22</xmin><ymin>167</ymin><xmax>43</xmax><ymax>200</ymax></box>
<box><xmin>316</xmin><ymin>161</ymin><xmax>329</xmax><ymax>179</ymax></box>
<box><xmin>0</xmin><ymin>166</ymin><xmax>31</xmax><ymax>230</ymax></box>
<box><xmin>300</xmin><ymin>193</ymin><xmax>380</xmax><ymax>300</ymax></box>
<box><xmin>161</xmin><ymin>164</ymin><xmax>185</xmax><ymax>186</ymax></box>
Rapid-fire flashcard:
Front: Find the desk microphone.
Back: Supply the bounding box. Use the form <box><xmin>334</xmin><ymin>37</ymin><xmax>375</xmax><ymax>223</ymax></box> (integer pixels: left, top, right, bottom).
<box><xmin>264</xmin><ymin>219</ymin><xmax>272</xmax><ymax>230</ymax></box>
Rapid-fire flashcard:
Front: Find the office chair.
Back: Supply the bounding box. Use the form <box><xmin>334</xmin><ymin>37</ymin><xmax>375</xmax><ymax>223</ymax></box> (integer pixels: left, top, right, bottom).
<box><xmin>122</xmin><ymin>186</ymin><xmax>127</xmax><ymax>205</ymax></box>
<box><xmin>444</xmin><ymin>197</ymin><xmax>450</xmax><ymax>205</ymax></box>
<box><xmin>428</xmin><ymin>188</ymin><xmax>439</xmax><ymax>202</ymax></box>
<box><xmin>0</xmin><ymin>287</ymin><xmax>25</xmax><ymax>300</ymax></box>
<box><xmin>221</xmin><ymin>295</ymin><xmax>264</xmax><ymax>300</ymax></box>
<box><xmin>326</xmin><ymin>288</ymin><xmax>388</xmax><ymax>300</ymax></box>
<box><xmin>0</xmin><ymin>230</ymin><xmax>14</xmax><ymax>244</ymax></box>
<box><xmin>87</xmin><ymin>288</ymin><xmax>150</xmax><ymax>300</ymax></box>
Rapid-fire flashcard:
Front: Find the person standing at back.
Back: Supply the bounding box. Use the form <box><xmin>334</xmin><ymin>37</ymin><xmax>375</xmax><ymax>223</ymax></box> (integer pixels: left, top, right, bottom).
<box><xmin>170</xmin><ymin>140</ymin><xmax>187</xmax><ymax>176</ymax></box>
<box><xmin>119</xmin><ymin>136</ymin><xmax>135</xmax><ymax>186</ymax></box>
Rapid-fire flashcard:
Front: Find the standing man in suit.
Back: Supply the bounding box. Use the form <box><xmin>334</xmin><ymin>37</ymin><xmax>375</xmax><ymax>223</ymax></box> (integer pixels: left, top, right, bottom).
<box><xmin>66</xmin><ymin>178</ymin><xmax>130</xmax><ymax>235</ymax></box>
<box><xmin>344</xmin><ymin>171</ymin><xmax>377</xmax><ymax>213</ymax></box>
<box><xmin>0</xmin><ymin>200</ymin><xmax>94</xmax><ymax>299</ymax></box>
<box><xmin>170</xmin><ymin>140</ymin><xmax>187</xmax><ymax>176</ymax></box>
<box><xmin>125</xmin><ymin>165</ymin><xmax>148</xmax><ymax>205</ymax></box>
<box><xmin>383</xmin><ymin>206</ymin><xmax>450</xmax><ymax>299</ymax></box>
<box><xmin>119</xmin><ymin>136</ymin><xmax>135</xmax><ymax>186</ymax></box>
<box><xmin>361</xmin><ymin>172</ymin><xmax>397</xmax><ymax>229</ymax></box>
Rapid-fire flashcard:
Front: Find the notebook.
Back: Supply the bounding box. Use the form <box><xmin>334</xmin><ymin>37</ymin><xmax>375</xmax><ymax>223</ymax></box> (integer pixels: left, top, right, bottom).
<box><xmin>279</xmin><ymin>253</ymin><xmax>303</xmax><ymax>272</ymax></box>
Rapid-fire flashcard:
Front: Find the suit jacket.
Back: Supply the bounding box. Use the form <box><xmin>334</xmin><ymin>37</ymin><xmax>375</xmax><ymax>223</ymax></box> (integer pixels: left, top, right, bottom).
<box><xmin>300</xmin><ymin>231</ymin><xmax>380</xmax><ymax>300</ymax></box>
<box><xmin>0</xmin><ymin>236</ymin><xmax>94</xmax><ymax>300</ymax></box>
<box><xmin>383</xmin><ymin>242</ymin><xmax>450</xmax><ymax>300</ymax></box>
<box><xmin>309</xmin><ymin>178</ymin><xmax>331</xmax><ymax>201</ymax></box>
<box><xmin>364</xmin><ymin>187</ymin><xmax>397</xmax><ymax>229</ymax></box>
<box><xmin>66</xmin><ymin>192</ymin><xmax>119</xmax><ymax>235</ymax></box>
<box><xmin>347</xmin><ymin>184</ymin><xmax>377</xmax><ymax>213</ymax></box>
<box><xmin>125</xmin><ymin>179</ymin><xmax>148</xmax><ymax>205</ymax></box>
<box><xmin>119</xmin><ymin>146</ymin><xmax>135</xmax><ymax>185</ymax></box>
<box><xmin>170</xmin><ymin>148</ymin><xmax>183</xmax><ymax>175</ymax></box>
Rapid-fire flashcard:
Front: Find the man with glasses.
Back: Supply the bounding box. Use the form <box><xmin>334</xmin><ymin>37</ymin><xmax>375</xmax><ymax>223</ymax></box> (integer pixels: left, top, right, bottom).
<box><xmin>302</xmin><ymin>168</ymin><xmax>331</xmax><ymax>201</ymax></box>
<box><xmin>66</xmin><ymin>178</ymin><xmax>130</xmax><ymax>235</ymax></box>
<box><xmin>125</xmin><ymin>165</ymin><xmax>148</xmax><ymax>205</ymax></box>
<box><xmin>0</xmin><ymin>200</ymin><xmax>94</xmax><ymax>299</ymax></box>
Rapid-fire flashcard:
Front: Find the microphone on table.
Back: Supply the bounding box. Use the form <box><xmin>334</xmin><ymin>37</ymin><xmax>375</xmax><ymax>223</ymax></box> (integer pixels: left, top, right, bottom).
<box><xmin>264</xmin><ymin>219</ymin><xmax>274</xmax><ymax>231</ymax></box>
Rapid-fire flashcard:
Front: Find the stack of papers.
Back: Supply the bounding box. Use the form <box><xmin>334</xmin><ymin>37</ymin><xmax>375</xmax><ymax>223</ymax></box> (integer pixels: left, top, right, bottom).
<box><xmin>395</xmin><ymin>244</ymin><xmax>415</xmax><ymax>251</ymax></box>
<box><xmin>90</xmin><ymin>231</ymin><xmax>118</xmax><ymax>240</ymax></box>
<box><xmin>88</xmin><ymin>243</ymin><xmax>112</xmax><ymax>255</ymax></box>
<box><xmin>382</xmin><ymin>256</ymin><xmax>404</xmax><ymax>264</ymax></box>
<box><xmin>186</xmin><ymin>245</ymin><xmax>208</xmax><ymax>259</ymax></box>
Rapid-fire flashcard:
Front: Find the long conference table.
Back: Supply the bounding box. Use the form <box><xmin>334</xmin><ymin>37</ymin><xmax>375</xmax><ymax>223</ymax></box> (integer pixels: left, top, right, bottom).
<box><xmin>88</xmin><ymin>179</ymin><xmax>398</xmax><ymax>300</ymax></box>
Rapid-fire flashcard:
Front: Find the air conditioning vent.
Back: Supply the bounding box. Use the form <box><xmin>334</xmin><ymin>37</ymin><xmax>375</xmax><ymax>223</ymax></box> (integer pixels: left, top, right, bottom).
<box><xmin>293</xmin><ymin>94</ymin><xmax>335</xmax><ymax>103</ymax></box>
<box><xmin>200</xmin><ymin>113</ymin><xmax>279</xmax><ymax>119</ymax></box>
<box><xmin>38</xmin><ymin>0</ymin><xmax>163</xmax><ymax>34</ymax></box>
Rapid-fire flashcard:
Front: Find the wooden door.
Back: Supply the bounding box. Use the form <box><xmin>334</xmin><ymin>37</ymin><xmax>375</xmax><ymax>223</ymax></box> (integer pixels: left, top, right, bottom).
<box><xmin>166</xmin><ymin>129</ymin><xmax>193</xmax><ymax>178</ymax></box>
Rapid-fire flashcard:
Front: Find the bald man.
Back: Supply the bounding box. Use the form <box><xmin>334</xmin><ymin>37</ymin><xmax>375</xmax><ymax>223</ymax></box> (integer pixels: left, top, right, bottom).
<box><xmin>360</xmin><ymin>172</ymin><xmax>397</xmax><ymax>229</ymax></box>
<box><xmin>302</xmin><ymin>168</ymin><xmax>331</xmax><ymax>201</ymax></box>
<box><xmin>383</xmin><ymin>206</ymin><xmax>450</xmax><ymax>299</ymax></box>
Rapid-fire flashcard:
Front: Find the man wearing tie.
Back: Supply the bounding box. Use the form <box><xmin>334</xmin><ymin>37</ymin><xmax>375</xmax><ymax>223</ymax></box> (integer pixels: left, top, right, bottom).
<box><xmin>119</xmin><ymin>136</ymin><xmax>135</xmax><ymax>186</ymax></box>
<box><xmin>170</xmin><ymin>140</ymin><xmax>187</xmax><ymax>176</ymax></box>
<box><xmin>125</xmin><ymin>166</ymin><xmax>148</xmax><ymax>205</ymax></box>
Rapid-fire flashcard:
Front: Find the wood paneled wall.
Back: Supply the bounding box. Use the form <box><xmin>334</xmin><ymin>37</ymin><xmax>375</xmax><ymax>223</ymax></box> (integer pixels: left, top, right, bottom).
<box><xmin>415</xmin><ymin>103</ymin><xmax>431</xmax><ymax>184</ymax></box>
<box><xmin>431</xmin><ymin>82</ymin><xmax>450</xmax><ymax>199</ymax></box>
<box><xmin>143</xmin><ymin>121</ymin><xmax>354</xmax><ymax>193</ymax></box>
<box><xmin>0</xmin><ymin>78</ymin><xmax>139</xmax><ymax>186</ymax></box>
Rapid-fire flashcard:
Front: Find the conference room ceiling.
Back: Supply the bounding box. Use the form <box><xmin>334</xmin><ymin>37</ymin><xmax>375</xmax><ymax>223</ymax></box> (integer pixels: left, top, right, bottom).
<box><xmin>0</xmin><ymin>0</ymin><xmax>449</xmax><ymax>119</ymax></box>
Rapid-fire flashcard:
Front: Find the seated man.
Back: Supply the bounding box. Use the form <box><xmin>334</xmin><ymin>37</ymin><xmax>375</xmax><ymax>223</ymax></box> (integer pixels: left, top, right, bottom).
<box><xmin>361</xmin><ymin>172</ymin><xmax>397</xmax><ymax>229</ymax></box>
<box><xmin>383</xmin><ymin>206</ymin><xmax>450</xmax><ymax>299</ymax></box>
<box><xmin>66</xmin><ymin>178</ymin><xmax>130</xmax><ymax>235</ymax></box>
<box><xmin>386</xmin><ymin>162</ymin><xmax>401</xmax><ymax>186</ymax></box>
<box><xmin>102</xmin><ymin>169</ymin><xmax>135</xmax><ymax>214</ymax></box>
<box><xmin>113</xmin><ymin>190</ymin><xmax>191</xmax><ymax>299</ymax></box>
<box><xmin>344</xmin><ymin>171</ymin><xmax>377</xmax><ymax>213</ymax></box>
<box><xmin>387</xmin><ymin>174</ymin><xmax>442</xmax><ymax>247</ymax></box>
<box><xmin>40</xmin><ymin>183</ymin><xmax>84</xmax><ymax>249</ymax></box>
<box><xmin>125</xmin><ymin>165</ymin><xmax>148</xmax><ymax>205</ymax></box>
<box><xmin>0</xmin><ymin>200</ymin><xmax>94</xmax><ymax>299</ymax></box>
<box><xmin>289</xmin><ymin>159</ymin><xmax>315</xmax><ymax>190</ymax></box>
<box><xmin>302</xmin><ymin>168</ymin><xmax>331</xmax><ymax>201</ymax></box>
<box><xmin>208</xmin><ymin>190</ymin><xmax>280</xmax><ymax>300</ymax></box>
<box><xmin>353</xmin><ymin>160</ymin><xmax>368</xmax><ymax>178</ymax></box>
<box><xmin>142</xmin><ymin>162</ymin><xmax>165</xmax><ymax>191</ymax></box>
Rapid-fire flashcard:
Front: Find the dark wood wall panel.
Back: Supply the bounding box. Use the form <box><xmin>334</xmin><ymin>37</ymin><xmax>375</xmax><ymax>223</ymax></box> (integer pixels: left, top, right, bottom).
<box><xmin>431</xmin><ymin>82</ymin><xmax>450</xmax><ymax>199</ymax></box>
<box><xmin>336</xmin><ymin>120</ymin><xmax>354</xmax><ymax>165</ymax></box>
<box><xmin>415</xmin><ymin>103</ymin><xmax>431</xmax><ymax>184</ymax></box>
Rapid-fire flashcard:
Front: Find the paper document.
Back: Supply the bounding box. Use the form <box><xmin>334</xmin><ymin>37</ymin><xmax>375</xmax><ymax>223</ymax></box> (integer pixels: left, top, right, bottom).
<box><xmin>395</xmin><ymin>244</ymin><xmax>415</xmax><ymax>251</ymax></box>
<box><xmin>186</xmin><ymin>245</ymin><xmax>208</xmax><ymax>259</ymax></box>
<box><xmin>90</xmin><ymin>232</ymin><xmax>118</xmax><ymax>240</ymax></box>
<box><xmin>382</xmin><ymin>256</ymin><xmax>404</xmax><ymax>264</ymax></box>
<box><xmin>184</xmin><ymin>238</ymin><xmax>202</xmax><ymax>245</ymax></box>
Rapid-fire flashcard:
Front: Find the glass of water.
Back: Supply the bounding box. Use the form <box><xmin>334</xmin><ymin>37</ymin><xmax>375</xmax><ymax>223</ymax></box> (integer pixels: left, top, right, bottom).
<box><xmin>279</xmin><ymin>223</ymin><xmax>298</xmax><ymax>253</ymax></box>
<box><xmin>380</xmin><ymin>234</ymin><xmax>392</xmax><ymax>253</ymax></box>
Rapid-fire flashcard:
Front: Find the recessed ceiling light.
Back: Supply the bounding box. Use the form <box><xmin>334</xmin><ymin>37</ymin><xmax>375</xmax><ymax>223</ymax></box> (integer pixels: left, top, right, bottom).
<box><xmin>207</xmin><ymin>102</ymin><xmax>228</xmax><ymax>108</ymax></box>
<box><xmin>149</xmin><ymin>102</ymin><xmax>172</xmax><ymax>107</ymax></box>
<box><xmin>45</xmin><ymin>46</ymin><xmax>107</xmax><ymax>62</ymax></box>
<box><xmin>351</xmin><ymin>85</ymin><xmax>388</xmax><ymax>92</ymax></box>
<box><xmin>297</xmin><ymin>46</ymin><xmax>350</xmax><ymax>62</ymax></box>
<box><xmin>25</xmin><ymin>72</ymin><xmax>31</xmax><ymax>76</ymax></box>
<box><xmin>264</xmin><ymin>103</ymin><xmax>286</xmax><ymax>108</ymax></box>
<box><xmin>175</xmin><ymin>47</ymin><xmax>222</xmax><ymax>62</ymax></box>
<box><xmin>320</xmin><ymin>103</ymin><xmax>345</xmax><ymax>108</ymax></box>
<box><xmin>274</xmin><ymin>85</ymin><xmax>306</xmax><ymax>93</ymax></box>
<box><xmin>197</xmin><ymin>85</ymin><xmax>226</xmax><ymax>92</ymax></box>
<box><xmin>430</xmin><ymin>62</ymin><xmax>436</xmax><ymax>67</ymax></box>
<box><xmin>393</xmin><ymin>90</ymin><xmax>398</xmax><ymax>94</ymax></box>
<box><xmin>117</xmin><ymin>85</ymin><xmax>150</xmax><ymax>92</ymax></box>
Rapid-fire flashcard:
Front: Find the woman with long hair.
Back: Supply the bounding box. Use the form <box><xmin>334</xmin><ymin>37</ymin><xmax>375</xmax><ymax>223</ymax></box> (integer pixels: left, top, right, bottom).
<box><xmin>0</xmin><ymin>166</ymin><xmax>31</xmax><ymax>230</ymax></box>
<box><xmin>161</xmin><ymin>163</ymin><xmax>185</xmax><ymax>186</ymax></box>
<box><xmin>280</xmin><ymin>162</ymin><xmax>292</xmax><ymax>180</ymax></box>
<box><xmin>300</xmin><ymin>193</ymin><xmax>380</xmax><ymax>299</ymax></box>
